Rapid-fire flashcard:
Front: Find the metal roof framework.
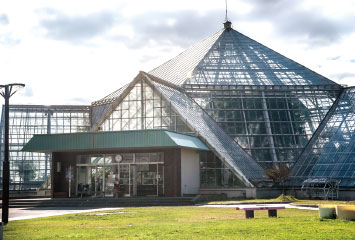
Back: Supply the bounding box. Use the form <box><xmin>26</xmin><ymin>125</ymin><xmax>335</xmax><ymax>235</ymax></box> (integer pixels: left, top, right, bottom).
<box><xmin>149</xmin><ymin>27</ymin><xmax>340</xmax><ymax>87</ymax></box>
<box><xmin>95</xmin><ymin>26</ymin><xmax>341</xmax><ymax>107</ymax></box>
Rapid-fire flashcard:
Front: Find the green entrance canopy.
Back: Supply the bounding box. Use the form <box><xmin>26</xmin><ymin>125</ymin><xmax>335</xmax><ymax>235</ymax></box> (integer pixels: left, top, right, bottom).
<box><xmin>22</xmin><ymin>129</ymin><xmax>209</xmax><ymax>153</ymax></box>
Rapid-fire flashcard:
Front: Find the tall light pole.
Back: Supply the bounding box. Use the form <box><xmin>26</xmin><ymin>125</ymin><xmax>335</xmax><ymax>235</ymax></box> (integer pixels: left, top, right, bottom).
<box><xmin>0</xmin><ymin>83</ymin><xmax>25</xmax><ymax>225</ymax></box>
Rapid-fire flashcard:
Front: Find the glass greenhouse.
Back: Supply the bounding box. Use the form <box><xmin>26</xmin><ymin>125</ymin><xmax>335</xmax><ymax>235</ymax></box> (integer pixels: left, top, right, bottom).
<box><xmin>1</xmin><ymin>21</ymin><xmax>354</xmax><ymax>192</ymax></box>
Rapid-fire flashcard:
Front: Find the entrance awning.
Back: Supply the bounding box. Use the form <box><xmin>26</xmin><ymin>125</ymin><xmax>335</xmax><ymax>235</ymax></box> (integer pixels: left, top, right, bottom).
<box><xmin>22</xmin><ymin>129</ymin><xmax>209</xmax><ymax>153</ymax></box>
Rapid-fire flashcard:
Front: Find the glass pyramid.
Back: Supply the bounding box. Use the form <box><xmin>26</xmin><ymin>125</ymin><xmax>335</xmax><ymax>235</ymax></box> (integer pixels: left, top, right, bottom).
<box><xmin>95</xmin><ymin>23</ymin><xmax>342</xmax><ymax>168</ymax></box>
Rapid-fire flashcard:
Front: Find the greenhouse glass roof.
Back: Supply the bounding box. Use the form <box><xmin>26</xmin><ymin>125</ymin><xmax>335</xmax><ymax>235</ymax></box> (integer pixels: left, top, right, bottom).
<box><xmin>95</xmin><ymin>23</ymin><xmax>341</xmax><ymax>106</ymax></box>
<box><xmin>148</xmin><ymin>30</ymin><xmax>224</xmax><ymax>86</ymax></box>
<box><xmin>92</xmin><ymin>83</ymin><xmax>129</xmax><ymax>106</ymax></box>
<box><xmin>149</xmin><ymin>26</ymin><xmax>340</xmax><ymax>87</ymax></box>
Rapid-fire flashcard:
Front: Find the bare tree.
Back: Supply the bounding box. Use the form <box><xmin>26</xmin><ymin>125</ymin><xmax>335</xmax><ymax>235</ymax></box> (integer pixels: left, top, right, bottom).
<box><xmin>265</xmin><ymin>163</ymin><xmax>291</xmax><ymax>194</ymax></box>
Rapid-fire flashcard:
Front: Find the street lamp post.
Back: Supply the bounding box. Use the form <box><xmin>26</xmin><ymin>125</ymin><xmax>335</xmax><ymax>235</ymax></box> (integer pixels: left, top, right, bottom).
<box><xmin>0</xmin><ymin>83</ymin><xmax>25</xmax><ymax>225</ymax></box>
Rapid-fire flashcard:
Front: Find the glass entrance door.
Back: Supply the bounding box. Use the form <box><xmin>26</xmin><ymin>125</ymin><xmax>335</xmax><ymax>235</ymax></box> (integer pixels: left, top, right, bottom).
<box><xmin>76</xmin><ymin>153</ymin><xmax>164</xmax><ymax>197</ymax></box>
<box><xmin>89</xmin><ymin>166</ymin><xmax>105</xmax><ymax>197</ymax></box>
<box><xmin>134</xmin><ymin>163</ymin><xmax>164</xmax><ymax>196</ymax></box>
<box><xmin>76</xmin><ymin>165</ymin><xmax>119</xmax><ymax>197</ymax></box>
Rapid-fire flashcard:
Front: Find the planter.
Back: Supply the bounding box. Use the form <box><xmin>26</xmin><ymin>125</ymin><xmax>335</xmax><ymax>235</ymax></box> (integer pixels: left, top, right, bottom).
<box><xmin>336</xmin><ymin>205</ymin><xmax>355</xmax><ymax>221</ymax></box>
<box><xmin>318</xmin><ymin>205</ymin><xmax>336</xmax><ymax>219</ymax></box>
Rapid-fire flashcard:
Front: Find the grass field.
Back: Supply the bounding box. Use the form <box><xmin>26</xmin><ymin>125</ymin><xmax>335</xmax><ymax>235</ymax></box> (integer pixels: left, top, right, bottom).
<box><xmin>5</xmin><ymin>206</ymin><xmax>355</xmax><ymax>240</ymax></box>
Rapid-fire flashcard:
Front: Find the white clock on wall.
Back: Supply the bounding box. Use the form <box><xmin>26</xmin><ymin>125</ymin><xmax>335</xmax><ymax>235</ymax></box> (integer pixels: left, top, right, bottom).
<box><xmin>115</xmin><ymin>154</ymin><xmax>122</xmax><ymax>163</ymax></box>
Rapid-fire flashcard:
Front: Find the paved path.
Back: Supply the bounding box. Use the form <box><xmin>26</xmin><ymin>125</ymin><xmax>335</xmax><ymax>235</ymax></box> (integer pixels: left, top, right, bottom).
<box><xmin>1</xmin><ymin>207</ymin><xmax>123</xmax><ymax>221</ymax></box>
<box><xmin>197</xmin><ymin>203</ymin><xmax>318</xmax><ymax>211</ymax></box>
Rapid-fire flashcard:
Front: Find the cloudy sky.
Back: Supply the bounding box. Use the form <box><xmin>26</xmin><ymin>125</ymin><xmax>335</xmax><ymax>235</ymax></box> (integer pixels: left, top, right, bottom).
<box><xmin>1</xmin><ymin>0</ymin><xmax>355</xmax><ymax>105</ymax></box>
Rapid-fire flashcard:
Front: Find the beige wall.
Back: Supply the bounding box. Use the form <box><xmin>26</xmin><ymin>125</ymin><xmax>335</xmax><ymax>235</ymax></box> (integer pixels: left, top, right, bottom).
<box><xmin>181</xmin><ymin>149</ymin><xmax>200</xmax><ymax>195</ymax></box>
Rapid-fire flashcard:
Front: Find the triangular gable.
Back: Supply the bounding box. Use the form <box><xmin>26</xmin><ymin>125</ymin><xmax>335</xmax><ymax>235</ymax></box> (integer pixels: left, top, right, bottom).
<box><xmin>143</xmin><ymin>72</ymin><xmax>266</xmax><ymax>186</ymax></box>
<box><xmin>93</xmin><ymin>72</ymin><xmax>192</xmax><ymax>134</ymax></box>
<box><xmin>91</xmin><ymin>73</ymin><xmax>144</xmax><ymax>131</ymax></box>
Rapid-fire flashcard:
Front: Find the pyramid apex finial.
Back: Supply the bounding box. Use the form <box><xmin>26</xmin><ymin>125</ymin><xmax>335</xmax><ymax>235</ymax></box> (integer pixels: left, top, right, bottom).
<box><xmin>224</xmin><ymin>20</ymin><xmax>232</xmax><ymax>31</ymax></box>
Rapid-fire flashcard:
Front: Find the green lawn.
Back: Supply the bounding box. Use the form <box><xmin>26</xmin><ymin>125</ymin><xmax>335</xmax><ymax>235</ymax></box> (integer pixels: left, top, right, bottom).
<box><xmin>5</xmin><ymin>206</ymin><xmax>355</xmax><ymax>239</ymax></box>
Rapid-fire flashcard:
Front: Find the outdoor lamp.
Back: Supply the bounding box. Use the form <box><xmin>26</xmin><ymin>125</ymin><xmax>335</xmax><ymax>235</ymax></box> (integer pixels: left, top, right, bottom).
<box><xmin>1</xmin><ymin>83</ymin><xmax>25</xmax><ymax>226</ymax></box>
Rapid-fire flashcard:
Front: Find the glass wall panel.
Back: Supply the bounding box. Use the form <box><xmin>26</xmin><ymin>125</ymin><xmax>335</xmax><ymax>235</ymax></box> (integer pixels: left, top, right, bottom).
<box><xmin>188</xmin><ymin>88</ymin><xmax>338</xmax><ymax>168</ymax></box>
<box><xmin>0</xmin><ymin>105</ymin><xmax>90</xmax><ymax>190</ymax></box>
<box><xmin>101</xmin><ymin>80</ymin><xmax>193</xmax><ymax>134</ymax></box>
<box><xmin>292</xmin><ymin>87</ymin><xmax>355</xmax><ymax>187</ymax></box>
<box><xmin>200</xmin><ymin>151</ymin><xmax>245</xmax><ymax>187</ymax></box>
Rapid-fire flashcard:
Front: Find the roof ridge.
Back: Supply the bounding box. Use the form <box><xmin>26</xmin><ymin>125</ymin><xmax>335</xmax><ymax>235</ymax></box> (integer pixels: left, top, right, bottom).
<box><xmin>149</xmin><ymin>29</ymin><xmax>224</xmax><ymax>74</ymax></box>
<box><xmin>148</xmin><ymin>29</ymin><xmax>224</xmax><ymax>86</ymax></box>
<box><xmin>92</xmin><ymin>83</ymin><xmax>130</xmax><ymax>106</ymax></box>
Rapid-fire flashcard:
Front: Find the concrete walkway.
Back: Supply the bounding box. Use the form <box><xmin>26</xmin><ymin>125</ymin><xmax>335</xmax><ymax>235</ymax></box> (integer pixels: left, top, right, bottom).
<box><xmin>197</xmin><ymin>203</ymin><xmax>318</xmax><ymax>211</ymax></box>
<box><xmin>1</xmin><ymin>207</ymin><xmax>123</xmax><ymax>221</ymax></box>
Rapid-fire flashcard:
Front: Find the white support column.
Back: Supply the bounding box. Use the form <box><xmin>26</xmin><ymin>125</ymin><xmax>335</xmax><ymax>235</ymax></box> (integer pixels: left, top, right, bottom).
<box><xmin>132</xmin><ymin>154</ymin><xmax>137</xmax><ymax>196</ymax></box>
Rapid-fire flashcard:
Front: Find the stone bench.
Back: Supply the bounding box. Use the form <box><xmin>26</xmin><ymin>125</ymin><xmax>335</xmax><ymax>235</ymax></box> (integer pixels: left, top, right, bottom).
<box><xmin>236</xmin><ymin>206</ymin><xmax>285</xmax><ymax>218</ymax></box>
